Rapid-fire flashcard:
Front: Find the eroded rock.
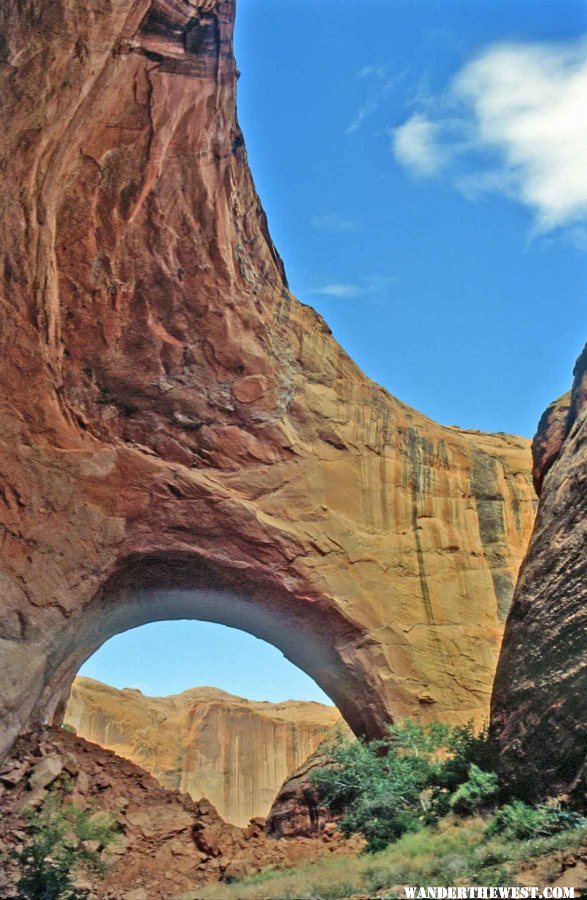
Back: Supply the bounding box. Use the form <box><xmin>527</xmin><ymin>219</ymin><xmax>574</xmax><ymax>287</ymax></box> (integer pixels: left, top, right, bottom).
<box><xmin>491</xmin><ymin>343</ymin><xmax>587</xmax><ymax>801</ymax></box>
<box><xmin>0</xmin><ymin>0</ymin><xmax>536</xmax><ymax>759</ymax></box>
<box><xmin>64</xmin><ymin>676</ymin><xmax>340</xmax><ymax>826</ymax></box>
<box><xmin>0</xmin><ymin>727</ymin><xmax>361</xmax><ymax>897</ymax></box>
<box><xmin>29</xmin><ymin>754</ymin><xmax>64</xmax><ymax>790</ymax></box>
<box><xmin>266</xmin><ymin>726</ymin><xmax>350</xmax><ymax>838</ymax></box>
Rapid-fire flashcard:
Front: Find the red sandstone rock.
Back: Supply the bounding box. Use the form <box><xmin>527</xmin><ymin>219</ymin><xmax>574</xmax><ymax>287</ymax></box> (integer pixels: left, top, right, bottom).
<box><xmin>0</xmin><ymin>0</ymin><xmax>536</xmax><ymax>763</ymax></box>
<box><xmin>491</xmin><ymin>343</ymin><xmax>587</xmax><ymax>801</ymax></box>
<box><xmin>531</xmin><ymin>391</ymin><xmax>572</xmax><ymax>493</ymax></box>
<box><xmin>0</xmin><ymin>728</ymin><xmax>360</xmax><ymax>897</ymax></box>
<box><xmin>266</xmin><ymin>727</ymin><xmax>350</xmax><ymax>838</ymax></box>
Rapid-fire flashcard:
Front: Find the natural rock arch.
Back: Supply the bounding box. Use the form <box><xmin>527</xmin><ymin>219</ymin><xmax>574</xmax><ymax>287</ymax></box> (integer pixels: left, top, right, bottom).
<box><xmin>0</xmin><ymin>0</ymin><xmax>536</xmax><ymax>760</ymax></box>
<box><xmin>40</xmin><ymin>554</ymin><xmax>391</xmax><ymax>740</ymax></box>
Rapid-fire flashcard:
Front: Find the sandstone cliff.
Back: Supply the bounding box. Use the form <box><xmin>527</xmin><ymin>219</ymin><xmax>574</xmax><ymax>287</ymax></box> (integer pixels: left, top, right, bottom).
<box><xmin>64</xmin><ymin>676</ymin><xmax>340</xmax><ymax>825</ymax></box>
<box><xmin>491</xmin><ymin>344</ymin><xmax>587</xmax><ymax>802</ymax></box>
<box><xmin>0</xmin><ymin>0</ymin><xmax>536</xmax><ymax>761</ymax></box>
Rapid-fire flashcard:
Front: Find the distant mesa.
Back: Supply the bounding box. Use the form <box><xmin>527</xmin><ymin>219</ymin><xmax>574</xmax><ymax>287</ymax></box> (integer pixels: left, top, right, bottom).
<box><xmin>65</xmin><ymin>676</ymin><xmax>341</xmax><ymax>827</ymax></box>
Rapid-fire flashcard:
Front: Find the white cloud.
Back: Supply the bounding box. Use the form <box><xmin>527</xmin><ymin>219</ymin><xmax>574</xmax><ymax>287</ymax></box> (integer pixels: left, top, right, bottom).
<box><xmin>392</xmin><ymin>37</ymin><xmax>587</xmax><ymax>232</ymax></box>
<box><xmin>346</xmin><ymin>99</ymin><xmax>379</xmax><ymax>135</ymax></box>
<box><xmin>355</xmin><ymin>65</ymin><xmax>388</xmax><ymax>80</ymax></box>
<box><xmin>347</xmin><ymin>65</ymin><xmax>407</xmax><ymax>135</ymax></box>
<box><xmin>309</xmin><ymin>275</ymin><xmax>396</xmax><ymax>301</ymax></box>
<box><xmin>311</xmin><ymin>213</ymin><xmax>358</xmax><ymax>233</ymax></box>
<box><xmin>454</xmin><ymin>168</ymin><xmax>518</xmax><ymax>202</ymax></box>
<box><xmin>392</xmin><ymin>114</ymin><xmax>447</xmax><ymax>177</ymax></box>
<box><xmin>311</xmin><ymin>284</ymin><xmax>360</xmax><ymax>298</ymax></box>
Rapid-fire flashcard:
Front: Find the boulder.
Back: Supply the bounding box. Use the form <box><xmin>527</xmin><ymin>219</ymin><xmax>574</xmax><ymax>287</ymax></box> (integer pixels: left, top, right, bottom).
<box><xmin>29</xmin><ymin>755</ymin><xmax>63</xmax><ymax>791</ymax></box>
<box><xmin>492</xmin><ymin>343</ymin><xmax>587</xmax><ymax>799</ymax></box>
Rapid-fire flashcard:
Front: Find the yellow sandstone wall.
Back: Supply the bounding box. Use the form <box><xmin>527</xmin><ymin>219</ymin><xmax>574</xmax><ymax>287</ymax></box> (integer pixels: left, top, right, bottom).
<box><xmin>65</xmin><ymin>677</ymin><xmax>341</xmax><ymax>825</ymax></box>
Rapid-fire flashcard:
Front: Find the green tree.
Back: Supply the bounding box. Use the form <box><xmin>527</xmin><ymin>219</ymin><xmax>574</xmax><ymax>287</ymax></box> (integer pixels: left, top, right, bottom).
<box><xmin>12</xmin><ymin>796</ymin><xmax>115</xmax><ymax>900</ymax></box>
<box><xmin>449</xmin><ymin>764</ymin><xmax>499</xmax><ymax>815</ymax></box>
<box><xmin>310</xmin><ymin>719</ymin><xmax>497</xmax><ymax>851</ymax></box>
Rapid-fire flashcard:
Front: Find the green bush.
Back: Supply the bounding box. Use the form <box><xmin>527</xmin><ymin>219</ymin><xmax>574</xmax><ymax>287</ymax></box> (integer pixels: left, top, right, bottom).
<box><xmin>12</xmin><ymin>796</ymin><xmax>116</xmax><ymax>899</ymax></box>
<box><xmin>486</xmin><ymin>800</ymin><xmax>586</xmax><ymax>840</ymax></box>
<box><xmin>309</xmin><ymin>719</ymin><xmax>586</xmax><ymax>855</ymax></box>
<box><xmin>310</xmin><ymin>719</ymin><xmax>496</xmax><ymax>851</ymax></box>
<box><xmin>340</xmin><ymin>790</ymin><xmax>422</xmax><ymax>852</ymax></box>
<box><xmin>449</xmin><ymin>764</ymin><xmax>499</xmax><ymax>815</ymax></box>
<box><xmin>196</xmin><ymin>816</ymin><xmax>587</xmax><ymax>900</ymax></box>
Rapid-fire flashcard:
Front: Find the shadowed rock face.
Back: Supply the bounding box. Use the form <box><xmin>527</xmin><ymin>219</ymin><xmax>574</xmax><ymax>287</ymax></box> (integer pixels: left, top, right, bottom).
<box><xmin>64</xmin><ymin>676</ymin><xmax>340</xmax><ymax>826</ymax></box>
<box><xmin>491</xmin><ymin>344</ymin><xmax>587</xmax><ymax>801</ymax></box>
<box><xmin>0</xmin><ymin>0</ymin><xmax>535</xmax><ymax>760</ymax></box>
<box><xmin>265</xmin><ymin>726</ymin><xmax>352</xmax><ymax>838</ymax></box>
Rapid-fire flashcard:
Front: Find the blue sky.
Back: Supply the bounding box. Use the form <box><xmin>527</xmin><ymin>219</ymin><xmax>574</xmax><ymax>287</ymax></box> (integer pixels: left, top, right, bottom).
<box><xmin>80</xmin><ymin>621</ymin><xmax>333</xmax><ymax>703</ymax></box>
<box><xmin>81</xmin><ymin>0</ymin><xmax>587</xmax><ymax>704</ymax></box>
<box><xmin>237</xmin><ymin>0</ymin><xmax>586</xmax><ymax>436</ymax></box>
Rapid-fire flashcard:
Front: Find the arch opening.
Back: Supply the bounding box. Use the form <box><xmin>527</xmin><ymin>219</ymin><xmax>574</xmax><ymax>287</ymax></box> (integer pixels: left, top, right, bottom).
<box><xmin>62</xmin><ymin>619</ymin><xmax>343</xmax><ymax>826</ymax></box>
<box><xmin>77</xmin><ymin>620</ymin><xmax>336</xmax><ymax>705</ymax></box>
<box><xmin>30</xmin><ymin>554</ymin><xmax>391</xmax><ymax>753</ymax></box>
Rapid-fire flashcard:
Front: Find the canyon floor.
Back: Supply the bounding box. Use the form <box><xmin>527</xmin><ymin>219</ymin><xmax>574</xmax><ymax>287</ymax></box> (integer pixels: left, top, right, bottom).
<box><xmin>197</xmin><ymin>821</ymin><xmax>587</xmax><ymax>900</ymax></box>
<box><xmin>1</xmin><ymin>723</ymin><xmax>586</xmax><ymax>899</ymax></box>
<box><xmin>0</xmin><ymin>725</ymin><xmax>362</xmax><ymax>899</ymax></box>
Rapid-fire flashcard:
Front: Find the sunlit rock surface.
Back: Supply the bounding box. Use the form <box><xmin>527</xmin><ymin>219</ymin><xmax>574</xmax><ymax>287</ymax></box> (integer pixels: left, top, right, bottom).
<box><xmin>0</xmin><ymin>0</ymin><xmax>536</xmax><ymax>759</ymax></box>
<box><xmin>492</xmin><ymin>344</ymin><xmax>587</xmax><ymax>801</ymax></box>
<box><xmin>65</xmin><ymin>676</ymin><xmax>340</xmax><ymax>825</ymax></box>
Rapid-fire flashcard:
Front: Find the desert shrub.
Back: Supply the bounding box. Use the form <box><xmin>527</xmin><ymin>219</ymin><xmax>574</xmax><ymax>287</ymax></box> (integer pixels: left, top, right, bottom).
<box><xmin>310</xmin><ymin>719</ymin><xmax>496</xmax><ymax>851</ymax></box>
<box><xmin>428</xmin><ymin>722</ymin><xmax>498</xmax><ymax>818</ymax></box>
<box><xmin>12</xmin><ymin>796</ymin><xmax>116</xmax><ymax>899</ymax></box>
<box><xmin>486</xmin><ymin>800</ymin><xmax>586</xmax><ymax>841</ymax></box>
<box><xmin>196</xmin><ymin>815</ymin><xmax>587</xmax><ymax>900</ymax></box>
<box><xmin>449</xmin><ymin>764</ymin><xmax>499</xmax><ymax>815</ymax></box>
<box><xmin>341</xmin><ymin>791</ymin><xmax>423</xmax><ymax>852</ymax></box>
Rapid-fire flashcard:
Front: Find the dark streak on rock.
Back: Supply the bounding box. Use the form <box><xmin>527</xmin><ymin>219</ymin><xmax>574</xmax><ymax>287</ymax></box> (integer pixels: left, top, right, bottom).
<box><xmin>471</xmin><ymin>450</ymin><xmax>513</xmax><ymax>620</ymax></box>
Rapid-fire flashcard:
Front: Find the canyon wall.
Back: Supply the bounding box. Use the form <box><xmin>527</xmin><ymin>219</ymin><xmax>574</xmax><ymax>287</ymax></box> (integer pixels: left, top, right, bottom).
<box><xmin>265</xmin><ymin>728</ymin><xmax>348</xmax><ymax>838</ymax></box>
<box><xmin>0</xmin><ymin>0</ymin><xmax>536</xmax><ymax>760</ymax></box>
<box><xmin>491</xmin><ymin>345</ymin><xmax>587</xmax><ymax>802</ymax></box>
<box><xmin>64</xmin><ymin>676</ymin><xmax>340</xmax><ymax>825</ymax></box>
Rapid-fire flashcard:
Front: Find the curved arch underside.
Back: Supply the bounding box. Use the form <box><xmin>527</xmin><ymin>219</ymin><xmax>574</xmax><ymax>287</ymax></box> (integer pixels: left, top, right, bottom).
<box><xmin>41</xmin><ymin>554</ymin><xmax>390</xmax><ymax>740</ymax></box>
<box><xmin>0</xmin><ymin>0</ymin><xmax>536</xmax><ymax>760</ymax></box>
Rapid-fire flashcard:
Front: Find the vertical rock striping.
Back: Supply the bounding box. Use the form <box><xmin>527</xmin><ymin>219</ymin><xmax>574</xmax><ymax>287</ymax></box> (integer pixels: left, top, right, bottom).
<box><xmin>64</xmin><ymin>676</ymin><xmax>340</xmax><ymax>826</ymax></box>
<box><xmin>0</xmin><ymin>0</ymin><xmax>536</xmax><ymax>759</ymax></box>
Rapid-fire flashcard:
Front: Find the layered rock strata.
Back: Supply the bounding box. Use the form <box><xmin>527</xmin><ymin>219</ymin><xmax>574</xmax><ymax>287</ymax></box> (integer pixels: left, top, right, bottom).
<box><xmin>64</xmin><ymin>676</ymin><xmax>340</xmax><ymax>826</ymax></box>
<box><xmin>491</xmin><ymin>344</ymin><xmax>587</xmax><ymax>801</ymax></box>
<box><xmin>0</xmin><ymin>0</ymin><xmax>536</xmax><ymax>760</ymax></box>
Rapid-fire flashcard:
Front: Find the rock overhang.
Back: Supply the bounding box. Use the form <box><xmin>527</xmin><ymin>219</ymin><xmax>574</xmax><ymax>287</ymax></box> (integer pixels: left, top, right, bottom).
<box><xmin>0</xmin><ymin>0</ymin><xmax>536</xmax><ymax>762</ymax></box>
